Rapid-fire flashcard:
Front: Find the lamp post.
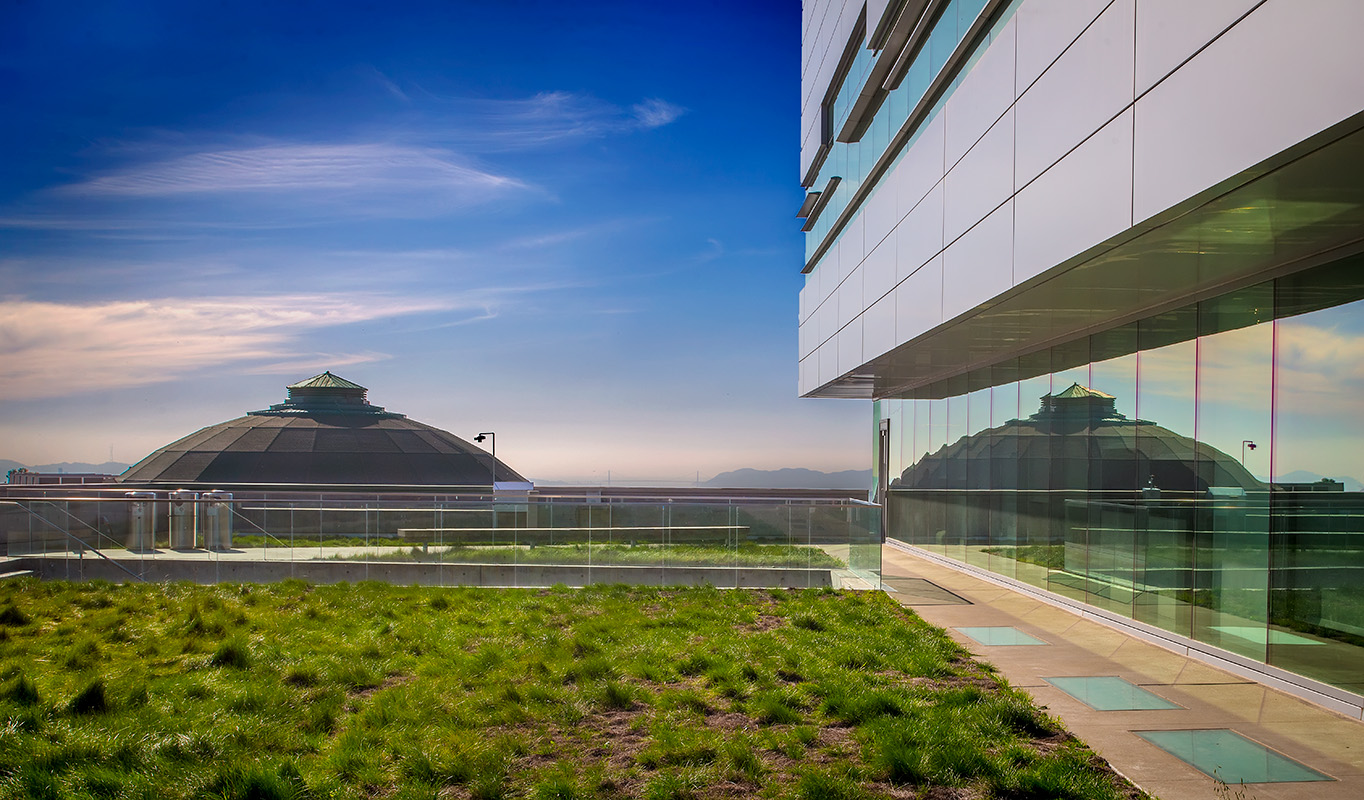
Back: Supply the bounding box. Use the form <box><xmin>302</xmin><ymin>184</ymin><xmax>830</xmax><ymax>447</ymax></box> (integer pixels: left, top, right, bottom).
<box><xmin>1241</xmin><ymin>440</ymin><xmax>1258</xmax><ymax>467</ymax></box>
<box><xmin>474</xmin><ymin>432</ymin><xmax>496</xmax><ymax>488</ymax></box>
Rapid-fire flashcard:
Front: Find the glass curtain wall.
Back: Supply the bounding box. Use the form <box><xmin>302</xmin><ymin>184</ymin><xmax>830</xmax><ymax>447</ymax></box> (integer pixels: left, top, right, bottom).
<box><xmin>882</xmin><ymin>258</ymin><xmax>1364</xmax><ymax>696</ymax></box>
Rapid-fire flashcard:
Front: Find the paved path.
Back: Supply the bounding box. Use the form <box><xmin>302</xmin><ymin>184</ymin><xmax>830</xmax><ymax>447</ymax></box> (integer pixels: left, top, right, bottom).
<box><xmin>882</xmin><ymin>546</ymin><xmax>1364</xmax><ymax>800</ymax></box>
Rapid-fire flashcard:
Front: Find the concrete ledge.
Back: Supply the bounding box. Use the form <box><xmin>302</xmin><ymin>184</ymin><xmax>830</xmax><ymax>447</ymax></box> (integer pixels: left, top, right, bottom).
<box><xmin>887</xmin><ymin>538</ymin><xmax>1364</xmax><ymax>721</ymax></box>
<box><xmin>17</xmin><ymin>554</ymin><xmax>834</xmax><ymax>589</ymax></box>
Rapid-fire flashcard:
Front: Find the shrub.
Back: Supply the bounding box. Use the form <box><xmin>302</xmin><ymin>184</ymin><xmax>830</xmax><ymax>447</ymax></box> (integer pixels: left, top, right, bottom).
<box><xmin>69</xmin><ymin>679</ymin><xmax>109</xmax><ymax>714</ymax></box>
<box><xmin>642</xmin><ymin>771</ymin><xmax>703</xmax><ymax>800</ymax></box>
<box><xmin>724</xmin><ymin>738</ymin><xmax>764</xmax><ymax>782</ymax></box>
<box><xmin>753</xmin><ymin>693</ymin><xmax>802</xmax><ymax>726</ymax></box>
<box><xmin>211</xmin><ymin>638</ymin><xmax>252</xmax><ymax>669</ymax></box>
<box><xmin>531</xmin><ymin>775</ymin><xmax>579</xmax><ymax>800</ymax></box>
<box><xmin>598</xmin><ymin>680</ymin><xmax>636</xmax><ymax>711</ymax></box>
<box><xmin>3</xmin><ymin>672</ymin><xmax>40</xmax><ymax>706</ymax></box>
<box><xmin>797</xmin><ymin>769</ymin><xmax>864</xmax><ymax>800</ymax></box>
<box><xmin>283</xmin><ymin>665</ymin><xmax>319</xmax><ymax>687</ymax></box>
<box><xmin>0</xmin><ymin>604</ymin><xmax>30</xmax><ymax>626</ymax></box>
<box><xmin>202</xmin><ymin>763</ymin><xmax>307</xmax><ymax>800</ymax></box>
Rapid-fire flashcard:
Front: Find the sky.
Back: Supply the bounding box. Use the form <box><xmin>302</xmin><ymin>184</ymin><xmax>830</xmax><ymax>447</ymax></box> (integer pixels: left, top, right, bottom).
<box><xmin>0</xmin><ymin>0</ymin><xmax>868</xmax><ymax>482</ymax></box>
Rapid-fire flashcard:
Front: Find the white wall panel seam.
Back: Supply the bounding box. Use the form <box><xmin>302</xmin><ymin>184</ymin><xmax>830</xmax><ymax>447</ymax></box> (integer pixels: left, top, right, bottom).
<box><xmin>1014</xmin><ymin>105</ymin><xmax>1131</xmax><ymax>199</ymax></box>
<box><xmin>1016</xmin><ymin>0</ymin><xmax>1117</xmax><ymax>99</ymax></box>
<box><xmin>1132</xmin><ymin>0</ymin><xmax>1270</xmax><ymax>104</ymax></box>
<box><xmin>1011</xmin><ymin>100</ymin><xmax>1019</xmax><ymax>284</ymax></box>
<box><xmin>944</xmin><ymin>16</ymin><xmax>1020</xmax><ymax>174</ymax></box>
<box><xmin>802</xmin><ymin>0</ymin><xmax>858</xmax><ymax>112</ymax></box>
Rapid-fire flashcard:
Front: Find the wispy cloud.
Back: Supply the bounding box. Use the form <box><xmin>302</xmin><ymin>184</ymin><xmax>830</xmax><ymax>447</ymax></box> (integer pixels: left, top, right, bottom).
<box><xmin>0</xmin><ymin>293</ymin><xmax>484</xmax><ymax>400</ymax></box>
<box><xmin>63</xmin><ymin>143</ymin><xmax>522</xmax><ymax>198</ymax></box>
<box><xmin>425</xmin><ymin>91</ymin><xmax>686</xmax><ymax>151</ymax></box>
<box><xmin>365</xmin><ymin>66</ymin><xmax>411</xmax><ymax>103</ymax></box>
<box><xmin>632</xmin><ymin>98</ymin><xmax>685</xmax><ymax>129</ymax></box>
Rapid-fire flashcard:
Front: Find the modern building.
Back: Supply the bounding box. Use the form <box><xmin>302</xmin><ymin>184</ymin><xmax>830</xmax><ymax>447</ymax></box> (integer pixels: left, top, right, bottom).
<box><xmin>119</xmin><ymin>372</ymin><xmax>526</xmax><ymax>487</ymax></box>
<box><xmin>798</xmin><ymin>0</ymin><xmax>1364</xmax><ymax>711</ymax></box>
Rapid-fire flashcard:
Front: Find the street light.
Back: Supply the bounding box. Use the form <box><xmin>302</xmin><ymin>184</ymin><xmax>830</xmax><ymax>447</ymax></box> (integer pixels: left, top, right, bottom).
<box><xmin>474</xmin><ymin>432</ymin><xmax>496</xmax><ymax>487</ymax></box>
<box><xmin>1241</xmin><ymin>440</ymin><xmax>1258</xmax><ymax>467</ymax></box>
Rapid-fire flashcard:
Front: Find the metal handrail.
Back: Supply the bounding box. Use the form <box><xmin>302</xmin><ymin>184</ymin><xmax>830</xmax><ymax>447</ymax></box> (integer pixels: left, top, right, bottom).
<box><xmin>1</xmin><ymin>501</ymin><xmax>146</xmax><ymax>583</ymax></box>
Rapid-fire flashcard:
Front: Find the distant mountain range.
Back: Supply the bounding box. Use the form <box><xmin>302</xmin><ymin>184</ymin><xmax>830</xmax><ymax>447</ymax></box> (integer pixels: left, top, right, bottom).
<box><xmin>6</xmin><ymin>460</ymin><xmax>1350</xmax><ymax>492</ymax></box>
<box><xmin>703</xmin><ymin>468</ymin><xmax>872</xmax><ymax>490</ymax></box>
<box><xmin>2</xmin><ymin>460</ymin><xmax>129</xmax><ymax>477</ymax></box>
<box><xmin>1275</xmin><ymin>470</ymin><xmax>1363</xmax><ymax>492</ymax></box>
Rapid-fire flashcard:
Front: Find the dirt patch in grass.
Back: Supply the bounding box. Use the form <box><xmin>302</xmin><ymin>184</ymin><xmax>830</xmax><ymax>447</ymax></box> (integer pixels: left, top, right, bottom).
<box><xmin>351</xmin><ymin>673</ymin><xmax>413</xmax><ymax>700</ymax></box>
<box><xmin>748</xmin><ymin>613</ymin><xmax>786</xmax><ymax>632</ymax></box>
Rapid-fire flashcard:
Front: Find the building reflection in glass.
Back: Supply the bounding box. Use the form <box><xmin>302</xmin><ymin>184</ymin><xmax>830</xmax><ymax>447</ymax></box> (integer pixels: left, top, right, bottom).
<box><xmin>880</xmin><ymin>258</ymin><xmax>1364</xmax><ymax>697</ymax></box>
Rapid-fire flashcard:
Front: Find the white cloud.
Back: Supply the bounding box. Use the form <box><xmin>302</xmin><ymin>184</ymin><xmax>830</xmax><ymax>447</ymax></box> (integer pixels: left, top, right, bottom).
<box><xmin>631</xmin><ymin>98</ymin><xmax>685</xmax><ymax>129</ymax></box>
<box><xmin>64</xmin><ymin>143</ymin><xmax>522</xmax><ymax>198</ymax></box>
<box><xmin>0</xmin><ymin>294</ymin><xmax>478</xmax><ymax>400</ymax></box>
<box><xmin>430</xmin><ymin>91</ymin><xmax>685</xmax><ymax>151</ymax></box>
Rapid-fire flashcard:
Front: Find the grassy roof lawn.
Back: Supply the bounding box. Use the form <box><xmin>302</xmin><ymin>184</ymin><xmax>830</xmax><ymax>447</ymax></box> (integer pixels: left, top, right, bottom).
<box><xmin>0</xmin><ymin>581</ymin><xmax>1147</xmax><ymax>800</ymax></box>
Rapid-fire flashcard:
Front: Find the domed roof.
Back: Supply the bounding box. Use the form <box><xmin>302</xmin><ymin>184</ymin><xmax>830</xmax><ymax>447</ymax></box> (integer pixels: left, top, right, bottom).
<box><xmin>894</xmin><ymin>383</ymin><xmax>1263</xmax><ymax>493</ymax></box>
<box><xmin>119</xmin><ymin>373</ymin><xmax>525</xmax><ymax>486</ymax></box>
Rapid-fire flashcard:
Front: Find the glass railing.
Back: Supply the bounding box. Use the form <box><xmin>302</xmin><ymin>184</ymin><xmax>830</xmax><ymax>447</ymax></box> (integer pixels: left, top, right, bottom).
<box><xmin>887</xmin><ymin>488</ymin><xmax>1364</xmax><ymax>693</ymax></box>
<box><xmin>0</xmin><ymin>489</ymin><xmax>881</xmax><ymax>590</ymax></box>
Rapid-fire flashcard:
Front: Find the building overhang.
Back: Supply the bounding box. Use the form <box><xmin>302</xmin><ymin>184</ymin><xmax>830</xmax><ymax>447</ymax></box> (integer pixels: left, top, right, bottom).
<box><xmin>806</xmin><ymin>113</ymin><xmax>1364</xmax><ymax>400</ymax></box>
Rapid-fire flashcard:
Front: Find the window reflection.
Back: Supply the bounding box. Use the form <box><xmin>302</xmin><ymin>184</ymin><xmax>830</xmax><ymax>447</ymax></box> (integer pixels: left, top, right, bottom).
<box><xmin>882</xmin><ymin>259</ymin><xmax>1364</xmax><ymax>696</ymax></box>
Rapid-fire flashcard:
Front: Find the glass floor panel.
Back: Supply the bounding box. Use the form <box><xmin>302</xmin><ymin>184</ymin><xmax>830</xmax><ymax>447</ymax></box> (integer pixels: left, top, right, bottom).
<box><xmin>955</xmin><ymin>626</ymin><xmax>1047</xmax><ymax>646</ymax></box>
<box><xmin>1135</xmin><ymin>729</ymin><xmax>1332</xmax><ymax>783</ymax></box>
<box><xmin>1210</xmin><ymin>626</ymin><xmax>1324</xmax><ymax>646</ymax></box>
<box><xmin>1044</xmin><ymin>676</ymin><xmax>1180</xmax><ymax>710</ymax></box>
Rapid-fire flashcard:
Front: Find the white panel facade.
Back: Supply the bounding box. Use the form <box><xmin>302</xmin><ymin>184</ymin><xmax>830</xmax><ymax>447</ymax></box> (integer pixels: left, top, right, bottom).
<box><xmin>895</xmin><ymin>183</ymin><xmax>944</xmax><ymax>282</ymax></box>
<box><xmin>1013</xmin><ymin>0</ymin><xmax>1111</xmax><ymax>93</ymax></box>
<box><xmin>1133</xmin><ymin>0</ymin><xmax>1260</xmax><ymax>96</ymax></box>
<box><xmin>799</xmin><ymin>354</ymin><xmax>817</xmax><ymax>396</ymax></box>
<box><xmin>893</xmin><ymin>113</ymin><xmax>946</xmax><ymax>223</ymax></box>
<box><xmin>862</xmin><ymin>182</ymin><xmax>899</xmax><ymax>255</ymax></box>
<box><xmin>837</xmin><ymin>264</ymin><xmax>862</xmax><ymax>330</ymax></box>
<box><xmin>840</xmin><ymin>211</ymin><xmax>865</xmax><ymax>273</ymax></box>
<box><xmin>799</xmin><ymin>0</ymin><xmax>1364</xmax><ymax>397</ymax></box>
<box><xmin>862</xmin><ymin>291</ymin><xmax>897</xmax><ymax>361</ymax></box>
<box><xmin>818</xmin><ymin>340</ymin><xmax>838</xmax><ymax>386</ymax></box>
<box><xmin>815</xmin><ymin>295</ymin><xmax>835</xmax><ymax>350</ymax></box>
<box><xmin>1132</xmin><ymin>0</ymin><xmax>1364</xmax><ymax>223</ymax></box>
<box><xmin>942</xmin><ymin>200</ymin><xmax>1013</xmax><ymax>321</ymax></box>
<box><xmin>861</xmin><ymin>235</ymin><xmax>897</xmax><ymax>309</ymax></box>
<box><xmin>836</xmin><ymin>322</ymin><xmax>862</xmax><ymax>375</ymax></box>
<box><xmin>1013</xmin><ymin>109</ymin><xmax>1133</xmax><ymax>284</ymax></box>
<box><xmin>800</xmin><ymin>0</ymin><xmax>857</xmax><ymax>180</ymax></box>
<box><xmin>1014</xmin><ymin>0</ymin><xmax>1133</xmax><ymax>188</ymax></box>
<box><xmin>944</xmin><ymin>17</ymin><xmax>1017</xmax><ymax>170</ymax></box>
<box><xmin>893</xmin><ymin>255</ymin><xmax>943</xmax><ymax>345</ymax></box>
<box><xmin>942</xmin><ymin>107</ymin><xmax>1014</xmax><ymax>244</ymax></box>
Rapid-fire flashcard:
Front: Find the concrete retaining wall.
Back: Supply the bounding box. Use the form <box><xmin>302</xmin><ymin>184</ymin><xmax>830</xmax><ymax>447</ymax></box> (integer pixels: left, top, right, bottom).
<box><xmin>13</xmin><ymin>556</ymin><xmax>834</xmax><ymax>589</ymax></box>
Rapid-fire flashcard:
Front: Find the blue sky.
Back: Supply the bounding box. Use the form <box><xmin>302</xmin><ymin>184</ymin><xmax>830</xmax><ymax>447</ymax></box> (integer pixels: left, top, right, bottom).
<box><xmin>0</xmin><ymin>0</ymin><xmax>866</xmax><ymax>481</ymax></box>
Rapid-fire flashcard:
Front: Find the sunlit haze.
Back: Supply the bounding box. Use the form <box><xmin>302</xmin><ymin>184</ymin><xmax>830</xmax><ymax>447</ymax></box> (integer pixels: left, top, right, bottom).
<box><xmin>0</xmin><ymin>0</ymin><xmax>865</xmax><ymax>482</ymax></box>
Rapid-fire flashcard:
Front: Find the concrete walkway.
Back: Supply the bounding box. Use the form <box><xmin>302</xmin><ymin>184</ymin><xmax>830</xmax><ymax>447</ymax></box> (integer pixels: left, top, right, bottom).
<box><xmin>881</xmin><ymin>546</ymin><xmax>1364</xmax><ymax>800</ymax></box>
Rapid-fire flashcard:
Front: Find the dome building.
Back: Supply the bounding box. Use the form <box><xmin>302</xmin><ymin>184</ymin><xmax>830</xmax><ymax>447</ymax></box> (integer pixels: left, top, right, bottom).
<box><xmin>119</xmin><ymin>373</ymin><xmax>524</xmax><ymax>487</ymax></box>
<box><xmin>894</xmin><ymin>383</ymin><xmax>1263</xmax><ymax>493</ymax></box>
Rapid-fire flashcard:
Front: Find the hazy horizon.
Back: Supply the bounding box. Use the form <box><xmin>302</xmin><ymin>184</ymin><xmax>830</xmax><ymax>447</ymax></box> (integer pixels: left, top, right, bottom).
<box><xmin>0</xmin><ymin>1</ymin><xmax>867</xmax><ymax>480</ymax></box>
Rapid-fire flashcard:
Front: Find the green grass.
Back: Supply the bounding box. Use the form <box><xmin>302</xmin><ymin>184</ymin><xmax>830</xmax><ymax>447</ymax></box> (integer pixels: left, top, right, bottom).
<box><xmin>0</xmin><ymin>579</ymin><xmax>1143</xmax><ymax>799</ymax></box>
<box><xmin>981</xmin><ymin>545</ymin><xmax>1068</xmax><ymax>570</ymax></box>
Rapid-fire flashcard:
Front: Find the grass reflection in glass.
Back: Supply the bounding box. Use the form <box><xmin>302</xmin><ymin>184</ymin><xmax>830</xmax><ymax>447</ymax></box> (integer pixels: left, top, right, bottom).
<box><xmin>325</xmin><ymin>543</ymin><xmax>845</xmax><ymax>569</ymax></box>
